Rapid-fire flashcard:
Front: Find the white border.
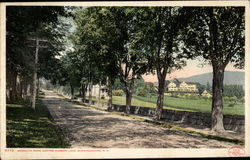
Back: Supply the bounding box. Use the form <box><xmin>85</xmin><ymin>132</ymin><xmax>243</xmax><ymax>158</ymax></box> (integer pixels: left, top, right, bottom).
<box><xmin>1</xmin><ymin>1</ymin><xmax>250</xmax><ymax>159</ymax></box>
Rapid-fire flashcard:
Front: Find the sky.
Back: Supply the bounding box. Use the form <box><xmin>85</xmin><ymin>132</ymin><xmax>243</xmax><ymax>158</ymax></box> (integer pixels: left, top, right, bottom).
<box><xmin>142</xmin><ymin>58</ymin><xmax>245</xmax><ymax>83</ymax></box>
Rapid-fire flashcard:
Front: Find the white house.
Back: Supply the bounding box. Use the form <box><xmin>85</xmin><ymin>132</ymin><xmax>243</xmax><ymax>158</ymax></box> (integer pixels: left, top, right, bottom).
<box><xmin>167</xmin><ymin>81</ymin><xmax>198</xmax><ymax>92</ymax></box>
<box><xmin>86</xmin><ymin>85</ymin><xmax>109</xmax><ymax>99</ymax></box>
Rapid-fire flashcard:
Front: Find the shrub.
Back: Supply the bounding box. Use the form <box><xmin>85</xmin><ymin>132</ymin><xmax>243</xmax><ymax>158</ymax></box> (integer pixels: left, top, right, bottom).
<box><xmin>112</xmin><ymin>90</ymin><xmax>123</xmax><ymax>96</ymax></box>
<box><xmin>228</xmin><ymin>103</ymin><xmax>235</xmax><ymax>107</ymax></box>
<box><xmin>149</xmin><ymin>93</ymin><xmax>157</xmax><ymax>97</ymax></box>
<box><xmin>223</xmin><ymin>96</ymin><xmax>230</xmax><ymax>103</ymax></box>
<box><xmin>240</xmin><ymin>97</ymin><xmax>245</xmax><ymax>104</ymax></box>
<box><xmin>171</xmin><ymin>93</ymin><xmax>179</xmax><ymax>98</ymax></box>
<box><xmin>229</xmin><ymin>96</ymin><xmax>238</xmax><ymax>104</ymax></box>
<box><xmin>137</xmin><ymin>88</ymin><xmax>147</xmax><ymax>97</ymax></box>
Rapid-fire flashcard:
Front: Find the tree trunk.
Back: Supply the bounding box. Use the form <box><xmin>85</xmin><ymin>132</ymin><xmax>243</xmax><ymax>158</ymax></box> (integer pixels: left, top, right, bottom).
<box><xmin>81</xmin><ymin>84</ymin><xmax>86</xmax><ymax>102</ymax></box>
<box><xmin>6</xmin><ymin>66</ymin><xmax>11</xmax><ymax>103</ymax></box>
<box><xmin>36</xmin><ymin>78</ymin><xmax>40</xmax><ymax>97</ymax></box>
<box><xmin>123</xmin><ymin>79</ymin><xmax>134</xmax><ymax>114</ymax></box>
<box><xmin>98</xmin><ymin>81</ymin><xmax>101</xmax><ymax>107</ymax></box>
<box><xmin>70</xmin><ymin>84</ymin><xmax>74</xmax><ymax>99</ymax></box>
<box><xmin>107</xmin><ymin>77</ymin><xmax>113</xmax><ymax>111</ymax></box>
<box><xmin>10</xmin><ymin>71</ymin><xmax>18</xmax><ymax>102</ymax></box>
<box><xmin>23</xmin><ymin>77</ymin><xmax>28</xmax><ymax>100</ymax></box>
<box><xmin>88</xmin><ymin>81</ymin><xmax>93</xmax><ymax>104</ymax></box>
<box><xmin>125</xmin><ymin>90</ymin><xmax>132</xmax><ymax>114</ymax></box>
<box><xmin>154</xmin><ymin>78</ymin><xmax>165</xmax><ymax>120</ymax></box>
<box><xmin>79</xmin><ymin>87</ymin><xmax>82</xmax><ymax>96</ymax></box>
<box><xmin>19</xmin><ymin>76</ymin><xmax>23</xmax><ymax>99</ymax></box>
<box><xmin>211</xmin><ymin>67</ymin><xmax>225</xmax><ymax>132</ymax></box>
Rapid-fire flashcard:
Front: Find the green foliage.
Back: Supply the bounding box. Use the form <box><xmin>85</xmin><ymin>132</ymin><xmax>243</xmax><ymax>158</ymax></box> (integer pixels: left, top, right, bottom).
<box><xmin>135</xmin><ymin>81</ymin><xmax>157</xmax><ymax>97</ymax></box>
<box><xmin>71</xmin><ymin>7</ymin><xmax>121</xmax><ymax>88</ymax></box>
<box><xmin>112</xmin><ymin>90</ymin><xmax>124</xmax><ymax>96</ymax></box>
<box><xmin>240</xmin><ymin>97</ymin><xmax>245</xmax><ymax>104</ymax></box>
<box><xmin>6</xmin><ymin>6</ymin><xmax>69</xmax><ymax>78</ymax></box>
<box><xmin>182</xmin><ymin>7</ymin><xmax>245</xmax><ymax>129</ymax></box>
<box><xmin>206</xmin><ymin>82</ymin><xmax>212</xmax><ymax>93</ymax></box>
<box><xmin>6</xmin><ymin>99</ymin><xmax>70</xmax><ymax>148</ymax></box>
<box><xmin>183</xmin><ymin>7</ymin><xmax>245</xmax><ymax>68</ymax></box>
<box><xmin>137</xmin><ymin>88</ymin><xmax>147</xmax><ymax>97</ymax></box>
<box><xmin>229</xmin><ymin>96</ymin><xmax>238</xmax><ymax>104</ymax></box>
<box><xmin>223</xmin><ymin>96</ymin><xmax>230</xmax><ymax>102</ymax></box>
<box><xmin>223</xmin><ymin>84</ymin><xmax>244</xmax><ymax>99</ymax></box>
<box><xmin>113</xmin><ymin>79</ymin><xmax>124</xmax><ymax>90</ymax></box>
<box><xmin>134</xmin><ymin>79</ymin><xmax>145</xmax><ymax>92</ymax></box>
<box><xmin>196</xmin><ymin>83</ymin><xmax>206</xmax><ymax>95</ymax></box>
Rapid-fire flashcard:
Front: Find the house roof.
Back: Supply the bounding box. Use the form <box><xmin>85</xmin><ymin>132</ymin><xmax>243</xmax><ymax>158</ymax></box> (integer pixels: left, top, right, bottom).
<box><xmin>170</xmin><ymin>79</ymin><xmax>200</xmax><ymax>87</ymax></box>
<box><xmin>154</xmin><ymin>79</ymin><xmax>200</xmax><ymax>88</ymax></box>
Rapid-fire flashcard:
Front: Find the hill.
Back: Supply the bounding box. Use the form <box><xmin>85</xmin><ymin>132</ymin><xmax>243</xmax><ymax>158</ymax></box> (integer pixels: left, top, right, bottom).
<box><xmin>178</xmin><ymin>71</ymin><xmax>244</xmax><ymax>86</ymax></box>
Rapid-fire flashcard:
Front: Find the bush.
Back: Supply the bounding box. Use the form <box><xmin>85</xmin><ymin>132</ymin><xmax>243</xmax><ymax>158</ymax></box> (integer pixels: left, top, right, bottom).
<box><xmin>112</xmin><ymin>90</ymin><xmax>123</xmax><ymax>96</ymax></box>
<box><xmin>149</xmin><ymin>93</ymin><xmax>157</xmax><ymax>97</ymax></box>
<box><xmin>228</xmin><ymin>103</ymin><xmax>235</xmax><ymax>107</ymax></box>
<box><xmin>240</xmin><ymin>97</ymin><xmax>245</xmax><ymax>104</ymax></box>
<box><xmin>137</xmin><ymin>88</ymin><xmax>147</xmax><ymax>97</ymax></box>
<box><xmin>229</xmin><ymin>96</ymin><xmax>238</xmax><ymax>104</ymax></box>
<box><xmin>223</xmin><ymin>96</ymin><xmax>230</xmax><ymax>102</ymax></box>
<box><xmin>171</xmin><ymin>93</ymin><xmax>179</xmax><ymax>98</ymax></box>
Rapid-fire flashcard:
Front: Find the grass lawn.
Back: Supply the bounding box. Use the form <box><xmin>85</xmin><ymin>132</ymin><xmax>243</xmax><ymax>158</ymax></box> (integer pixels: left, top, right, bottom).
<box><xmin>6</xmin><ymin>98</ymin><xmax>70</xmax><ymax>148</ymax></box>
<box><xmin>88</xmin><ymin>95</ymin><xmax>244</xmax><ymax>115</ymax></box>
<box><xmin>133</xmin><ymin>95</ymin><xmax>244</xmax><ymax>115</ymax></box>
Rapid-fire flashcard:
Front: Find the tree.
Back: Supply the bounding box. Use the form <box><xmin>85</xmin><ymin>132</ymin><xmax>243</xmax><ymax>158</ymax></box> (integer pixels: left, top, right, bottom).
<box><xmin>136</xmin><ymin>81</ymin><xmax>157</xmax><ymax>97</ymax></box>
<box><xmin>134</xmin><ymin>7</ymin><xmax>187</xmax><ymax>120</ymax></box>
<box><xmin>6</xmin><ymin>6</ymin><xmax>68</xmax><ymax>108</ymax></box>
<box><xmin>107</xmin><ymin>7</ymin><xmax>149</xmax><ymax>114</ymax></box>
<box><xmin>72</xmin><ymin>7</ymin><xmax>149</xmax><ymax>113</ymax></box>
<box><xmin>183</xmin><ymin>7</ymin><xmax>245</xmax><ymax>132</ymax></box>
<box><xmin>197</xmin><ymin>83</ymin><xmax>206</xmax><ymax>95</ymax></box>
<box><xmin>206</xmin><ymin>82</ymin><xmax>212</xmax><ymax>93</ymax></box>
<box><xmin>72</xmin><ymin>7</ymin><xmax>119</xmax><ymax>108</ymax></box>
<box><xmin>223</xmin><ymin>84</ymin><xmax>244</xmax><ymax>99</ymax></box>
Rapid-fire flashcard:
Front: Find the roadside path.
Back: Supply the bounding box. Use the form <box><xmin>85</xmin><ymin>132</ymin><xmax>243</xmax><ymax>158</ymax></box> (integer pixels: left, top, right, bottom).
<box><xmin>42</xmin><ymin>90</ymin><xmax>238</xmax><ymax>148</ymax></box>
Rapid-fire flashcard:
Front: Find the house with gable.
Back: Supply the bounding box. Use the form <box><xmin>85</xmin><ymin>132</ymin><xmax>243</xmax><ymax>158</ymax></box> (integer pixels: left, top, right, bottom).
<box><xmin>166</xmin><ymin>79</ymin><xmax>199</xmax><ymax>96</ymax></box>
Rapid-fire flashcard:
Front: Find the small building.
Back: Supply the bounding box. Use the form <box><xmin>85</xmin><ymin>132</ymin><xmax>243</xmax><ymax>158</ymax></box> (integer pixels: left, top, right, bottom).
<box><xmin>201</xmin><ymin>90</ymin><xmax>212</xmax><ymax>98</ymax></box>
<box><xmin>86</xmin><ymin>85</ymin><xmax>109</xmax><ymax>99</ymax></box>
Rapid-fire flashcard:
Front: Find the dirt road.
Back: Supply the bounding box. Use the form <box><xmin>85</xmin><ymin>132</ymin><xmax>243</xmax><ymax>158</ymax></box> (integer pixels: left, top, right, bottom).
<box><xmin>42</xmin><ymin>90</ymin><xmax>237</xmax><ymax>148</ymax></box>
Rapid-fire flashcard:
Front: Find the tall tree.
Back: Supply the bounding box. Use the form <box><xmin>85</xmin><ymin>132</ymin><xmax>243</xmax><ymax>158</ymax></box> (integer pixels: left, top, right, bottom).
<box><xmin>183</xmin><ymin>7</ymin><xmax>245</xmax><ymax>132</ymax></box>
<box><xmin>71</xmin><ymin>7</ymin><xmax>108</xmax><ymax>103</ymax></box>
<box><xmin>6</xmin><ymin>6</ymin><xmax>69</xmax><ymax>108</ymax></box>
<box><xmin>110</xmin><ymin>7</ymin><xmax>149</xmax><ymax>114</ymax></box>
<box><xmin>134</xmin><ymin>7</ymin><xmax>187</xmax><ymax>120</ymax></box>
<box><xmin>72</xmin><ymin>7</ymin><xmax>149</xmax><ymax>113</ymax></box>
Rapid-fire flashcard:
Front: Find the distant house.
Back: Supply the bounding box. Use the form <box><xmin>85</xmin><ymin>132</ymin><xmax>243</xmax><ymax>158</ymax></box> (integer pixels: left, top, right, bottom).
<box><xmin>201</xmin><ymin>90</ymin><xmax>212</xmax><ymax>98</ymax></box>
<box><xmin>86</xmin><ymin>85</ymin><xmax>109</xmax><ymax>99</ymax></box>
<box><xmin>167</xmin><ymin>80</ymin><xmax>199</xmax><ymax>93</ymax></box>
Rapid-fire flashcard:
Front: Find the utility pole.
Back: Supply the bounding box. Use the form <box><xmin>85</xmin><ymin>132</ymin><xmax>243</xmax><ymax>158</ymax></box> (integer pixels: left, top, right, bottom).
<box><xmin>28</xmin><ymin>37</ymin><xmax>48</xmax><ymax>110</ymax></box>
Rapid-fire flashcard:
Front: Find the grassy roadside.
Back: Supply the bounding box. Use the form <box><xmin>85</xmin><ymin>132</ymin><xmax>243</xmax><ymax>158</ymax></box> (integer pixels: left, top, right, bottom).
<box><xmin>6</xmin><ymin>97</ymin><xmax>70</xmax><ymax>148</ymax></box>
<box><xmin>86</xmin><ymin>95</ymin><xmax>244</xmax><ymax>115</ymax></box>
